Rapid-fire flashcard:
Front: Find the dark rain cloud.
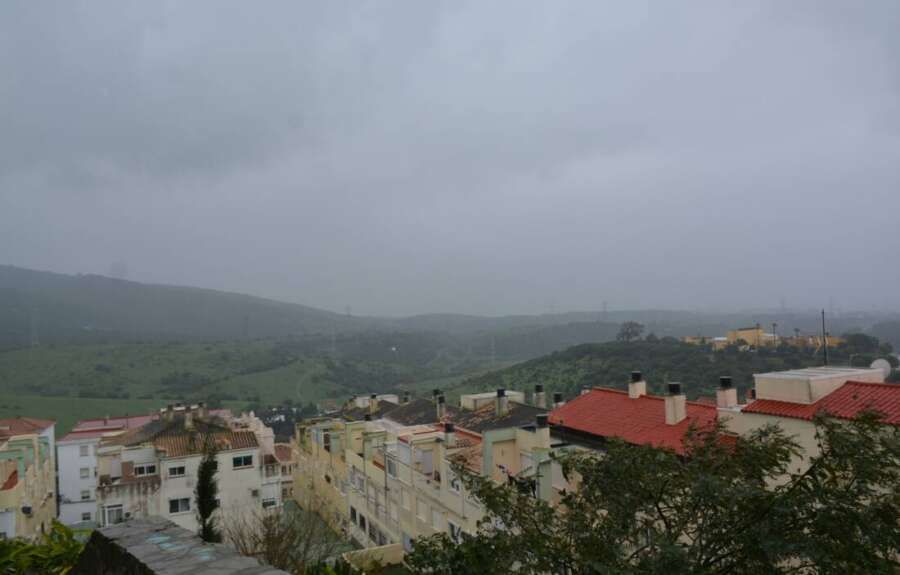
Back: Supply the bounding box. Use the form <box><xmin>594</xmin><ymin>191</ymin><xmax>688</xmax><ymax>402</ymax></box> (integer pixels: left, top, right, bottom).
<box><xmin>1</xmin><ymin>0</ymin><xmax>899</xmax><ymax>315</ymax></box>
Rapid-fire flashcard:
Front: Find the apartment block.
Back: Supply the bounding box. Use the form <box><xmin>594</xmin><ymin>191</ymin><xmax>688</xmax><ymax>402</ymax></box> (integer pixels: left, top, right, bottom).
<box><xmin>0</xmin><ymin>418</ymin><xmax>56</xmax><ymax>540</ymax></box>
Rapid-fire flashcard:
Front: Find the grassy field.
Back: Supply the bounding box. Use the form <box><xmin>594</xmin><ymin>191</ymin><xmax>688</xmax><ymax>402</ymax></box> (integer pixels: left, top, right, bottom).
<box><xmin>0</xmin><ymin>341</ymin><xmax>492</xmax><ymax>435</ymax></box>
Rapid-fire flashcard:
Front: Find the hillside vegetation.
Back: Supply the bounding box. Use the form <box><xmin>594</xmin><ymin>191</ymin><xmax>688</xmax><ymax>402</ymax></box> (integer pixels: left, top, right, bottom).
<box><xmin>463</xmin><ymin>336</ymin><xmax>898</xmax><ymax>401</ymax></box>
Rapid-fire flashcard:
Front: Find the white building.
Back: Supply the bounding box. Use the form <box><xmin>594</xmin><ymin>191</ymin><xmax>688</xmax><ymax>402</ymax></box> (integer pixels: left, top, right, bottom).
<box><xmin>93</xmin><ymin>404</ymin><xmax>280</xmax><ymax>531</ymax></box>
<box><xmin>57</xmin><ymin>414</ymin><xmax>155</xmax><ymax>525</ymax></box>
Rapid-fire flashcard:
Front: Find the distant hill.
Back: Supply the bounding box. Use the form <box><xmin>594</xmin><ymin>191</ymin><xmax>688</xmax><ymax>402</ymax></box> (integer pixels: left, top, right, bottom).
<box><xmin>0</xmin><ymin>265</ymin><xmax>373</xmax><ymax>348</ymax></box>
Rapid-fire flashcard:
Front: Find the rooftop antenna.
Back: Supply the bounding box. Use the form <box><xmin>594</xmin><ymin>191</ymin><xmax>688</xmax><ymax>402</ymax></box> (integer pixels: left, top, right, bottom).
<box><xmin>821</xmin><ymin>309</ymin><xmax>829</xmax><ymax>366</ymax></box>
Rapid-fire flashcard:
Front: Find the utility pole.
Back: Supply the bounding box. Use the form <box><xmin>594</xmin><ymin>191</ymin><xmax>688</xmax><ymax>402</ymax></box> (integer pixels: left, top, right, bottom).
<box><xmin>821</xmin><ymin>309</ymin><xmax>829</xmax><ymax>366</ymax></box>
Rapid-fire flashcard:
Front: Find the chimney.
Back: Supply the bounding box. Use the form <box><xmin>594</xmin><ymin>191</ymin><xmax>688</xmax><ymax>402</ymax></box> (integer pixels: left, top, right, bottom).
<box><xmin>533</xmin><ymin>384</ymin><xmax>546</xmax><ymax>409</ymax></box>
<box><xmin>716</xmin><ymin>376</ymin><xmax>738</xmax><ymax>408</ymax></box>
<box><xmin>402</xmin><ymin>392</ymin><xmax>411</xmax><ymax>404</ymax></box>
<box><xmin>436</xmin><ymin>395</ymin><xmax>447</xmax><ymax>420</ymax></box>
<box><xmin>165</xmin><ymin>405</ymin><xmax>175</xmax><ymax>422</ymax></box>
<box><xmin>552</xmin><ymin>392</ymin><xmax>564</xmax><ymax>409</ymax></box>
<box><xmin>444</xmin><ymin>422</ymin><xmax>456</xmax><ymax>448</ymax></box>
<box><xmin>368</xmin><ymin>393</ymin><xmax>378</xmax><ymax>415</ymax></box>
<box><xmin>196</xmin><ymin>402</ymin><xmax>207</xmax><ymax>419</ymax></box>
<box><xmin>580</xmin><ymin>387</ymin><xmax>591</xmax><ymax>396</ymax></box>
<box><xmin>495</xmin><ymin>389</ymin><xmax>509</xmax><ymax>416</ymax></box>
<box><xmin>534</xmin><ymin>414</ymin><xmax>550</xmax><ymax>448</ymax></box>
<box><xmin>746</xmin><ymin>388</ymin><xmax>756</xmax><ymax>404</ymax></box>
<box><xmin>432</xmin><ymin>389</ymin><xmax>442</xmax><ymax>402</ymax></box>
<box><xmin>628</xmin><ymin>371</ymin><xmax>646</xmax><ymax>399</ymax></box>
<box><xmin>665</xmin><ymin>383</ymin><xmax>687</xmax><ymax>425</ymax></box>
<box><xmin>184</xmin><ymin>407</ymin><xmax>194</xmax><ymax>430</ymax></box>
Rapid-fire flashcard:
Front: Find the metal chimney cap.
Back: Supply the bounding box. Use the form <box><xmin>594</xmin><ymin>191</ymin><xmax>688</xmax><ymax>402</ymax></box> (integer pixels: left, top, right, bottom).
<box><xmin>534</xmin><ymin>384</ymin><xmax>544</xmax><ymax>392</ymax></box>
<box><xmin>496</xmin><ymin>388</ymin><xmax>506</xmax><ymax>397</ymax></box>
<box><xmin>667</xmin><ymin>382</ymin><xmax>682</xmax><ymax>395</ymax></box>
<box><xmin>719</xmin><ymin>376</ymin><xmax>733</xmax><ymax>389</ymax></box>
<box><xmin>631</xmin><ymin>371</ymin><xmax>643</xmax><ymax>383</ymax></box>
<box><xmin>552</xmin><ymin>392</ymin><xmax>563</xmax><ymax>402</ymax></box>
<box><xmin>370</xmin><ymin>393</ymin><xmax>377</xmax><ymax>399</ymax></box>
<box><xmin>536</xmin><ymin>414</ymin><xmax>549</xmax><ymax>428</ymax></box>
<box><xmin>432</xmin><ymin>388</ymin><xmax>442</xmax><ymax>397</ymax></box>
<box><xmin>444</xmin><ymin>422</ymin><xmax>455</xmax><ymax>433</ymax></box>
<box><xmin>437</xmin><ymin>395</ymin><xmax>446</xmax><ymax>404</ymax></box>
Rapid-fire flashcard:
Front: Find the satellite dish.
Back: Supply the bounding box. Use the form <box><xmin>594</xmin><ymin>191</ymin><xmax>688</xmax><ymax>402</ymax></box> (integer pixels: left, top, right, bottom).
<box><xmin>870</xmin><ymin>358</ymin><xmax>892</xmax><ymax>379</ymax></box>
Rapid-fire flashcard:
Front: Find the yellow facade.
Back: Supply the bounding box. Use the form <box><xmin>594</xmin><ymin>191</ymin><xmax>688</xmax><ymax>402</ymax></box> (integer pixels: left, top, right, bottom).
<box><xmin>0</xmin><ymin>434</ymin><xmax>57</xmax><ymax>540</ymax></box>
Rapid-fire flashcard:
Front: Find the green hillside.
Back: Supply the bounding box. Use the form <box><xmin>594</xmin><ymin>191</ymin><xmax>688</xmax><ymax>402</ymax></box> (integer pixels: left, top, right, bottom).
<box><xmin>462</xmin><ymin>337</ymin><xmax>898</xmax><ymax>401</ymax></box>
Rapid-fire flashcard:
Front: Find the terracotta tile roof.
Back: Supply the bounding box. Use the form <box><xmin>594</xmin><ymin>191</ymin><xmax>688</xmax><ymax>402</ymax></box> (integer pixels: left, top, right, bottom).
<box><xmin>548</xmin><ymin>388</ymin><xmax>718</xmax><ymax>455</ymax></box>
<box><xmin>742</xmin><ymin>381</ymin><xmax>900</xmax><ymax>425</ymax></box>
<box><xmin>1</xmin><ymin>469</ymin><xmax>17</xmax><ymax>491</ymax></box>
<box><xmin>0</xmin><ymin>417</ymin><xmax>54</xmax><ymax>439</ymax></box>
<box><xmin>103</xmin><ymin>415</ymin><xmax>258</xmax><ymax>458</ymax></box>
<box><xmin>60</xmin><ymin>414</ymin><xmax>155</xmax><ymax>442</ymax></box>
<box><xmin>274</xmin><ymin>444</ymin><xmax>293</xmax><ymax>463</ymax></box>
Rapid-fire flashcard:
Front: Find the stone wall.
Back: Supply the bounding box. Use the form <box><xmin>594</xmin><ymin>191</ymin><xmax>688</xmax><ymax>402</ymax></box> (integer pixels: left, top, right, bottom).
<box><xmin>72</xmin><ymin>516</ymin><xmax>290</xmax><ymax>575</ymax></box>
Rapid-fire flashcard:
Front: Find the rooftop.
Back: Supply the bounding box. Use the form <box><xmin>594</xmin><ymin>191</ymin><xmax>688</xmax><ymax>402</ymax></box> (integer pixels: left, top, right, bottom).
<box><xmin>383</xmin><ymin>397</ymin><xmax>461</xmax><ymax>426</ymax></box>
<box><xmin>0</xmin><ymin>417</ymin><xmax>54</xmax><ymax>440</ymax></box>
<box><xmin>102</xmin><ymin>415</ymin><xmax>258</xmax><ymax>458</ymax></box>
<box><xmin>548</xmin><ymin>388</ymin><xmax>718</xmax><ymax>455</ymax></box>
<box><xmin>754</xmin><ymin>367</ymin><xmax>882</xmax><ymax>381</ymax></box>
<box><xmin>742</xmin><ymin>381</ymin><xmax>900</xmax><ymax>424</ymax></box>
<box><xmin>451</xmin><ymin>401</ymin><xmax>546</xmax><ymax>434</ymax></box>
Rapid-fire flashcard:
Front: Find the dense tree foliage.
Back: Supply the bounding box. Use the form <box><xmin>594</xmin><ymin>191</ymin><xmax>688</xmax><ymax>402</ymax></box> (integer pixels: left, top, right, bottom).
<box><xmin>195</xmin><ymin>442</ymin><xmax>221</xmax><ymax>543</ymax></box>
<box><xmin>465</xmin><ymin>337</ymin><xmax>898</xmax><ymax>401</ymax></box>
<box><xmin>0</xmin><ymin>521</ymin><xmax>83</xmax><ymax>575</ymax></box>
<box><xmin>408</xmin><ymin>413</ymin><xmax>900</xmax><ymax>574</ymax></box>
<box><xmin>616</xmin><ymin>321</ymin><xmax>645</xmax><ymax>342</ymax></box>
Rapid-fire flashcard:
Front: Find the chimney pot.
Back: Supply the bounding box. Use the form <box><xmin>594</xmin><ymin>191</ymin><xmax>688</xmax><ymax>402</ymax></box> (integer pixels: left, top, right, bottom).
<box><xmin>432</xmin><ymin>389</ymin><xmax>441</xmax><ymax>398</ymax></box>
<box><xmin>495</xmin><ymin>389</ymin><xmax>509</xmax><ymax>415</ymax></box>
<box><xmin>665</xmin><ymin>383</ymin><xmax>687</xmax><ymax>425</ymax></box>
<box><xmin>436</xmin><ymin>395</ymin><xmax>447</xmax><ymax>419</ymax></box>
<box><xmin>719</xmin><ymin>376</ymin><xmax>733</xmax><ymax>389</ymax></box>
<box><xmin>631</xmin><ymin>371</ymin><xmax>642</xmax><ymax>383</ymax></box>
<box><xmin>552</xmin><ymin>392</ymin><xmax>564</xmax><ymax>408</ymax></box>
<box><xmin>536</xmin><ymin>414</ymin><xmax>549</xmax><ymax>428</ymax></box>
<box><xmin>533</xmin><ymin>384</ymin><xmax>547</xmax><ymax>408</ymax></box>
<box><xmin>628</xmin><ymin>373</ymin><xmax>647</xmax><ymax>399</ymax></box>
<box><xmin>444</xmin><ymin>422</ymin><xmax>456</xmax><ymax>447</ymax></box>
<box><xmin>444</xmin><ymin>422</ymin><xmax>455</xmax><ymax>433</ymax></box>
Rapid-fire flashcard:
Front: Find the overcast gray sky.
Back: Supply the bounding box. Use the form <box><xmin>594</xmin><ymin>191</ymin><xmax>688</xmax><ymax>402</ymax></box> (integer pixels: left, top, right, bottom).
<box><xmin>1</xmin><ymin>1</ymin><xmax>898</xmax><ymax>316</ymax></box>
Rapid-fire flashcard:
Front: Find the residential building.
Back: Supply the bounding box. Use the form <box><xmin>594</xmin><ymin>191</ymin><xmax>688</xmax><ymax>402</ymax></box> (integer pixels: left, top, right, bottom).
<box><xmin>292</xmin><ymin>387</ymin><xmax>553</xmax><ymax>553</ymax></box>
<box><xmin>722</xmin><ymin>366</ymin><xmax>891</xmax><ymax>474</ymax></box>
<box><xmin>94</xmin><ymin>404</ymin><xmax>278</xmax><ymax>531</ymax></box>
<box><xmin>57</xmin><ymin>414</ymin><xmax>155</xmax><ymax>525</ymax></box>
<box><xmin>0</xmin><ymin>418</ymin><xmax>56</xmax><ymax>540</ymax></box>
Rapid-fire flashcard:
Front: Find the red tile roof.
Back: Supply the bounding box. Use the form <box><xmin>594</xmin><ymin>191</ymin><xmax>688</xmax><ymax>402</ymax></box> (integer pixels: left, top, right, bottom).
<box><xmin>60</xmin><ymin>414</ymin><xmax>156</xmax><ymax>442</ymax></box>
<box><xmin>1</xmin><ymin>470</ymin><xmax>18</xmax><ymax>491</ymax></box>
<box><xmin>742</xmin><ymin>381</ymin><xmax>900</xmax><ymax>424</ymax></box>
<box><xmin>0</xmin><ymin>417</ymin><xmax>55</xmax><ymax>439</ymax></box>
<box><xmin>548</xmin><ymin>388</ymin><xmax>718</xmax><ymax>455</ymax></box>
<box><xmin>274</xmin><ymin>444</ymin><xmax>293</xmax><ymax>463</ymax></box>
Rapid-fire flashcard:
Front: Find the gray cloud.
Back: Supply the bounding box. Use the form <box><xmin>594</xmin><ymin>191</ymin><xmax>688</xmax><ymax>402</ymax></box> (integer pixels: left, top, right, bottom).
<box><xmin>2</xmin><ymin>0</ymin><xmax>899</xmax><ymax>315</ymax></box>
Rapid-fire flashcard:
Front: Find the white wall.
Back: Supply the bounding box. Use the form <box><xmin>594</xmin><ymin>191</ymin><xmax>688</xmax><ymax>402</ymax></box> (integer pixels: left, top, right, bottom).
<box><xmin>57</xmin><ymin>439</ymin><xmax>99</xmax><ymax>524</ymax></box>
<box><xmin>0</xmin><ymin>510</ymin><xmax>15</xmax><ymax>539</ymax></box>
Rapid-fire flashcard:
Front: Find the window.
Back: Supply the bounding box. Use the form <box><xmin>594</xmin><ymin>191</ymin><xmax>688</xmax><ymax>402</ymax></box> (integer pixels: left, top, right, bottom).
<box><xmin>81</xmin><ymin>512</ymin><xmax>92</xmax><ymax>522</ymax></box>
<box><xmin>323</xmin><ymin>432</ymin><xmax>331</xmax><ymax>453</ymax></box>
<box><xmin>449</xmin><ymin>473</ymin><xmax>461</xmax><ymax>493</ymax></box>
<box><xmin>134</xmin><ymin>464</ymin><xmax>157</xmax><ymax>477</ymax></box>
<box><xmin>169</xmin><ymin>498</ymin><xmax>191</xmax><ymax>514</ymax></box>
<box><xmin>358</xmin><ymin>514</ymin><xmax>366</xmax><ymax>530</ymax></box>
<box><xmin>350</xmin><ymin>506</ymin><xmax>357</xmax><ymax>522</ymax></box>
<box><xmin>448</xmin><ymin>521</ymin><xmax>463</xmax><ymax>543</ymax></box>
<box><xmin>232</xmin><ymin>455</ymin><xmax>253</xmax><ymax>469</ymax></box>
<box><xmin>79</xmin><ymin>467</ymin><xmax>90</xmax><ymax>479</ymax></box>
<box><xmin>80</xmin><ymin>490</ymin><xmax>91</xmax><ymax>501</ymax></box>
<box><xmin>387</xmin><ymin>458</ymin><xmax>397</xmax><ymax>478</ymax></box>
<box><xmin>402</xmin><ymin>532</ymin><xmax>413</xmax><ymax>552</ymax></box>
<box><xmin>104</xmin><ymin>505</ymin><xmax>124</xmax><ymax>526</ymax></box>
<box><xmin>79</xmin><ymin>445</ymin><xmax>89</xmax><ymax>457</ymax></box>
<box><xmin>168</xmin><ymin>465</ymin><xmax>186</xmax><ymax>478</ymax></box>
<box><xmin>262</xmin><ymin>498</ymin><xmax>277</xmax><ymax>509</ymax></box>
